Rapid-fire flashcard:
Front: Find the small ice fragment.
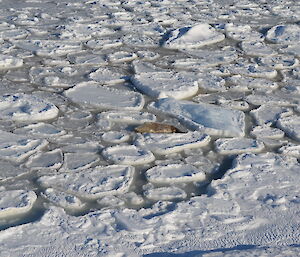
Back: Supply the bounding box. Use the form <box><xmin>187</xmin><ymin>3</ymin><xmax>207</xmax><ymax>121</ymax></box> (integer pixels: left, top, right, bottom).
<box><xmin>102</xmin><ymin>131</ymin><xmax>130</xmax><ymax>144</ymax></box>
<box><xmin>277</xmin><ymin>116</ymin><xmax>300</xmax><ymax>142</ymax></box>
<box><xmin>98</xmin><ymin>111</ymin><xmax>156</xmax><ymax>125</ymax></box>
<box><xmin>240</xmin><ymin>40</ymin><xmax>276</xmax><ymax>57</ymax></box>
<box><xmin>25</xmin><ymin>149</ymin><xmax>63</xmax><ymax>170</ymax></box>
<box><xmin>163</xmin><ymin>23</ymin><xmax>225</xmax><ymax>49</ymax></box>
<box><xmin>225</xmin><ymin>23</ymin><xmax>264</xmax><ymax>42</ymax></box>
<box><xmin>88</xmin><ymin>67</ymin><xmax>127</xmax><ymax>85</ymax></box>
<box><xmin>250</xmin><ymin>125</ymin><xmax>285</xmax><ymax>139</ymax></box>
<box><xmin>144</xmin><ymin>186</ymin><xmax>187</xmax><ymax>201</ymax></box>
<box><xmin>145</xmin><ymin>164</ymin><xmax>207</xmax><ymax>184</ymax></box>
<box><xmin>102</xmin><ymin>145</ymin><xmax>155</xmax><ymax>165</ymax></box>
<box><xmin>215</xmin><ymin>138</ymin><xmax>264</xmax><ymax>155</ymax></box>
<box><xmin>0</xmin><ymin>54</ymin><xmax>23</xmax><ymax>69</ymax></box>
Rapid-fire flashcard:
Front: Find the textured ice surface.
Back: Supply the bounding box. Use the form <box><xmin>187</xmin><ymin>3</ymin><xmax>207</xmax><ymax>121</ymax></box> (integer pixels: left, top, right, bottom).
<box><xmin>65</xmin><ymin>81</ymin><xmax>144</xmax><ymax>111</ymax></box>
<box><xmin>135</xmin><ymin>131</ymin><xmax>210</xmax><ymax>155</ymax></box>
<box><xmin>163</xmin><ymin>23</ymin><xmax>225</xmax><ymax>49</ymax></box>
<box><xmin>144</xmin><ymin>186</ymin><xmax>187</xmax><ymax>201</ymax></box>
<box><xmin>149</xmin><ymin>98</ymin><xmax>245</xmax><ymax>137</ymax></box>
<box><xmin>277</xmin><ymin>115</ymin><xmax>300</xmax><ymax>141</ymax></box>
<box><xmin>0</xmin><ymin>190</ymin><xmax>37</xmax><ymax>219</ymax></box>
<box><xmin>215</xmin><ymin>138</ymin><xmax>265</xmax><ymax>155</ymax></box>
<box><xmin>0</xmin><ymin>94</ymin><xmax>59</xmax><ymax>122</ymax></box>
<box><xmin>266</xmin><ymin>24</ymin><xmax>300</xmax><ymax>45</ymax></box>
<box><xmin>38</xmin><ymin>165</ymin><xmax>135</xmax><ymax>200</ymax></box>
<box><xmin>250</xmin><ymin>125</ymin><xmax>285</xmax><ymax>139</ymax></box>
<box><xmin>0</xmin><ymin>54</ymin><xmax>23</xmax><ymax>69</ymax></box>
<box><xmin>0</xmin><ymin>130</ymin><xmax>48</xmax><ymax>163</ymax></box>
<box><xmin>88</xmin><ymin>67</ymin><xmax>126</xmax><ymax>85</ymax></box>
<box><xmin>98</xmin><ymin>111</ymin><xmax>156</xmax><ymax>124</ymax></box>
<box><xmin>131</xmin><ymin>71</ymin><xmax>199</xmax><ymax>99</ymax></box>
<box><xmin>102</xmin><ymin>145</ymin><xmax>155</xmax><ymax>165</ymax></box>
<box><xmin>146</xmin><ymin>164</ymin><xmax>207</xmax><ymax>184</ymax></box>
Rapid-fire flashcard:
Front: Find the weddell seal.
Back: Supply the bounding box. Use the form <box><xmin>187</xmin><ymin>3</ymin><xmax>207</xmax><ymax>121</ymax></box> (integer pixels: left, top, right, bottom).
<box><xmin>134</xmin><ymin>122</ymin><xmax>182</xmax><ymax>133</ymax></box>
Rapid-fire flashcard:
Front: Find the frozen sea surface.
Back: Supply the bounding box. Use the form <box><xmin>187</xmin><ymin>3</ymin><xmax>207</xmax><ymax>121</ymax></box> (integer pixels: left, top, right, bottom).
<box><xmin>0</xmin><ymin>0</ymin><xmax>300</xmax><ymax>256</ymax></box>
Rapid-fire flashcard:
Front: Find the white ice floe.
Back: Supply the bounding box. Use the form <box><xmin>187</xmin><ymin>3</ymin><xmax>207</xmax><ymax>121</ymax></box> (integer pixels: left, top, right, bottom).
<box><xmin>163</xmin><ymin>23</ymin><xmax>225</xmax><ymax>49</ymax></box>
<box><xmin>25</xmin><ymin>149</ymin><xmax>63</xmax><ymax>171</ymax></box>
<box><xmin>0</xmin><ymin>28</ymin><xmax>29</xmax><ymax>40</ymax></box>
<box><xmin>266</xmin><ymin>24</ymin><xmax>300</xmax><ymax>45</ymax></box>
<box><xmin>38</xmin><ymin>165</ymin><xmax>135</xmax><ymax>200</ymax></box>
<box><xmin>135</xmin><ymin>131</ymin><xmax>210</xmax><ymax>155</ymax></box>
<box><xmin>42</xmin><ymin>188</ymin><xmax>86</xmax><ymax>211</ymax></box>
<box><xmin>279</xmin><ymin>143</ymin><xmax>300</xmax><ymax>158</ymax></box>
<box><xmin>0</xmin><ymin>160</ymin><xmax>30</xmax><ymax>182</ymax></box>
<box><xmin>132</xmin><ymin>60</ymin><xmax>165</xmax><ymax>74</ymax></box>
<box><xmin>279</xmin><ymin>44</ymin><xmax>300</xmax><ymax>57</ymax></box>
<box><xmin>255</xmin><ymin>55</ymin><xmax>299</xmax><ymax>70</ymax></box>
<box><xmin>88</xmin><ymin>67</ymin><xmax>127</xmax><ymax>85</ymax></box>
<box><xmin>245</xmin><ymin>93</ymin><xmax>299</xmax><ymax>106</ymax></box>
<box><xmin>67</xmin><ymin>53</ymin><xmax>107</xmax><ymax>66</ymax></box>
<box><xmin>197</xmin><ymin>73</ymin><xmax>227</xmax><ymax>92</ymax></box>
<box><xmin>218</xmin><ymin>99</ymin><xmax>249</xmax><ymax>111</ymax></box>
<box><xmin>98</xmin><ymin>111</ymin><xmax>156</xmax><ymax>125</ymax></box>
<box><xmin>136</xmin><ymin>51</ymin><xmax>160</xmax><ymax>61</ymax></box>
<box><xmin>102</xmin><ymin>131</ymin><xmax>130</xmax><ymax>144</ymax></box>
<box><xmin>131</xmin><ymin>72</ymin><xmax>198</xmax><ymax>99</ymax></box>
<box><xmin>0</xmin><ymin>54</ymin><xmax>23</xmax><ymax>69</ymax></box>
<box><xmin>149</xmin><ymin>98</ymin><xmax>245</xmax><ymax>137</ymax></box>
<box><xmin>250</xmin><ymin>104</ymin><xmax>292</xmax><ymax>125</ymax></box>
<box><xmin>0</xmin><ymin>93</ymin><xmax>59</xmax><ymax>122</ymax></box>
<box><xmin>0</xmin><ymin>190</ymin><xmax>37</xmax><ymax>219</ymax></box>
<box><xmin>65</xmin><ymin>81</ymin><xmax>144</xmax><ymax>111</ymax></box>
<box><xmin>0</xmin><ymin>130</ymin><xmax>48</xmax><ymax>163</ymax></box>
<box><xmin>184</xmin><ymin>155</ymin><xmax>219</xmax><ymax>175</ymax></box>
<box><xmin>250</xmin><ymin>125</ymin><xmax>285</xmax><ymax>139</ymax></box>
<box><xmin>240</xmin><ymin>40</ymin><xmax>276</xmax><ymax>57</ymax></box>
<box><xmin>225</xmin><ymin>23</ymin><xmax>264</xmax><ymax>42</ymax></box>
<box><xmin>102</xmin><ymin>145</ymin><xmax>155</xmax><ymax>165</ymax></box>
<box><xmin>13</xmin><ymin>123</ymin><xmax>66</xmax><ymax>139</ymax></box>
<box><xmin>59</xmin><ymin>152</ymin><xmax>100</xmax><ymax>172</ymax></box>
<box><xmin>85</xmin><ymin>38</ymin><xmax>123</xmax><ymax>50</ymax></box>
<box><xmin>144</xmin><ymin>186</ymin><xmax>187</xmax><ymax>201</ymax></box>
<box><xmin>277</xmin><ymin>115</ymin><xmax>300</xmax><ymax>142</ymax></box>
<box><xmin>108</xmin><ymin>51</ymin><xmax>137</xmax><ymax>64</ymax></box>
<box><xmin>215</xmin><ymin>138</ymin><xmax>264</xmax><ymax>155</ymax></box>
<box><xmin>122</xmin><ymin>34</ymin><xmax>159</xmax><ymax>48</ymax></box>
<box><xmin>145</xmin><ymin>163</ymin><xmax>207</xmax><ymax>184</ymax></box>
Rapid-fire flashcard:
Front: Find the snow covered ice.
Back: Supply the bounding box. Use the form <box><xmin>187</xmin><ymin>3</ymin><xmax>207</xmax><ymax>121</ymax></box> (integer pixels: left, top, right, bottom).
<box><xmin>0</xmin><ymin>0</ymin><xmax>300</xmax><ymax>256</ymax></box>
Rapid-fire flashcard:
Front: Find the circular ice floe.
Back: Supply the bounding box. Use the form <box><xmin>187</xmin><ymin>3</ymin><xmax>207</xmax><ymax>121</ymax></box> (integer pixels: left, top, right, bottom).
<box><xmin>135</xmin><ymin>131</ymin><xmax>210</xmax><ymax>155</ymax></box>
<box><xmin>162</xmin><ymin>23</ymin><xmax>225</xmax><ymax>49</ymax></box>
<box><xmin>144</xmin><ymin>186</ymin><xmax>187</xmax><ymax>201</ymax></box>
<box><xmin>266</xmin><ymin>24</ymin><xmax>300</xmax><ymax>45</ymax></box>
<box><xmin>131</xmin><ymin>71</ymin><xmax>199</xmax><ymax>99</ymax></box>
<box><xmin>14</xmin><ymin>123</ymin><xmax>66</xmax><ymax>138</ymax></box>
<box><xmin>0</xmin><ymin>93</ymin><xmax>59</xmax><ymax>122</ymax></box>
<box><xmin>101</xmin><ymin>131</ymin><xmax>130</xmax><ymax>144</ymax></box>
<box><xmin>277</xmin><ymin>116</ymin><xmax>300</xmax><ymax>142</ymax></box>
<box><xmin>0</xmin><ymin>54</ymin><xmax>23</xmax><ymax>70</ymax></box>
<box><xmin>42</xmin><ymin>188</ymin><xmax>86</xmax><ymax>211</ymax></box>
<box><xmin>88</xmin><ymin>67</ymin><xmax>127</xmax><ymax>85</ymax></box>
<box><xmin>215</xmin><ymin>138</ymin><xmax>265</xmax><ymax>155</ymax></box>
<box><xmin>59</xmin><ymin>152</ymin><xmax>100</xmax><ymax>172</ymax></box>
<box><xmin>64</xmin><ymin>81</ymin><xmax>144</xmax><ymax>111</ymax></box>
<box><xmin>145</xmin><ymin>164</ymin><xmax>207</xmax><ymax>184</ymax></box>
<box><xmin>37</xmin><ymin>165</ymin><xmax>135</xmax><ymax>200</ymax></box>
<box><xmin>0</xmin><ymin>190</ymin><xmax>37</xmax><ymax>219</ymax></box>
<box><xmin>98</xmin><ymin>111</ymin><xmax>156</xmax><ymax>125</ymax></box>
<box><xmin>102</xmin><ymin>145</ymin><xmax>155</xmax><ymax>165</ymax></box>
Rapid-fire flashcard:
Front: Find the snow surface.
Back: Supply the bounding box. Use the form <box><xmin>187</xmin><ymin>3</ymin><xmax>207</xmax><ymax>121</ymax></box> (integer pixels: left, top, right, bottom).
<box><xmin>0</xmin><ymin>0</ymin><xmax>300</xmax><ymax>256</ymax></box>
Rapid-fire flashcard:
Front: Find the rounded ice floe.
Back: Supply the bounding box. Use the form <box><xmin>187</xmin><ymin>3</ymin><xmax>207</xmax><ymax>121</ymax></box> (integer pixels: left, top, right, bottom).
<box><xmin>131</xmin><ymin>71</ymin><xmax>198</xmax><ymax>99</ymax></box>
<box><xmin>132</xmin><ymin>60</ymin><xmax>165</xmax><ymax>74</ymax></box>
<box><xmin>0</xmin><ymin>190</ymin><xmax>37</xmax><ymax>219</ymax></box>
<box><xmin>14</xmin><ymin>123</ymin><xmax>66</xmax><ymax>138</ymax></box>
<box><xmin>266</xmin><ymin>24</ymin><xmax>300</xmax><ymax>45</ymax></box>
<box><xmin>37</xmin><ymin>165</ymin><xmax>135</xmax><ymax>200</ymax></box>
<box><xmin>215</xmin><ymin>138</ymin><xmax>264</xmax><ymax>155</ymax></box>
<box><xmin>250</xmin><ymin>104</ymin><xmax>292</xmax><ymax>125</ymax></box>
<box><xmin>42</xmin><ymin>188</ymin><xmax>86</xmax><ymax>211</ymax></box>
<box><xmin>148</xmin><ymin>98</ymin><xmax>245</xmax><ymax>137</ymax></box>
<box><xmin>279</xmin><ymin>143</ymin><xmax>300</xmax><ymax>158</ymax></box>
<box><xmin>0</xmin><ymin>130</ymin><xmax>48</xmax><ymax>163</ymax></box>
<box><xmin>25</xmin><ymin>149</ymin><xmax>63</xmax><ymax>171</ymax></box>
<box><xmin>85</xmin><ymin>38</ymin><xmax>123</xmax><ymax>50</ymax></box>
<box><xmin>108</xmin><ymin>51</ymin><xmax>137</xmax><ymax>64</ymax></box>
<box><xmin>226</xmin><ymin>63</ymin><xmax>277</xmax><ymax>79</ymax></box>
<box><xmin>277</xmin><ymin>116</ymin><xmax>300</xmax><ymax>142</ymax></box>
<box><xmin>144</xmin><ymin>186</ymin><xmax>187</xmax><ymax>201</ymax></box>
<box><xmin>225</xmin><ymin>23</ymin><xmax>264</xmax><ymax>42</ymax></box>
<box><xmin>0</xmin><ymin>54</ymin><xmax>23</xmax><ymax>69</ymax></box>
<box><xmin>64</xmin><ymin>81</ymin><xmax>144</xmax><ymax>111</ymax></box>
<box><xmin>197</xmin><ymin>73</ymin><xmax>226</xmax><ymax>92</ymax></box>
<box><xmin>0</xmin><ymin>93</ymin><xmax>59</xmax><ymax>122</ymax></box>
<box><xmin>102</xmin><ymin>131</ymin><xmax>130</xmax><ymax>144</ymax></box>
<box><xmin>255</xmin><ymin>55</ymin><xmax>299</xmax><ymax>70</ymax></box>
<box><xmin>245</xmin><ymin>93</ymin><xmax>298</xmax><ymax>107</ymax></box>
<box><xmin>145</xmin><ymin>164</ymin><xmax>207</xmax><ymax>184</ymax></box>
<box><xmin>88</xmin><ymin>67</ymin><xmax>127</xmax><ymax>85</ymax></box>
<box><xmin>98</xmin><ymin>111</ymin><xmax>156</xmax><ymax>125</ymax></box>
<box><xmin>162</xmin><ymin>23</ymin><xmax>225</xmax><ymax>49</ymax></box>
<box><xmin>67</xmin><ymin>53</ymin><xmax>107</xmax><ymax>66</ymax></box>
<box><xmin>240</xmin><ymin>41</ymin><xmax>276</xmax><ymax>57</ymax></box>
<box><xmin>250</xmin><ymin>125</ymin><xmax>285</xmax><ymax>139</ymax></box>
<box><xmin>135</xmin><ymin>131</ymin><xmax>210</xmax><ymax>155</ymax></box>
<box><xmin>102</xmin><ymin>145</ymin><xmax>155</xmax><ymax>165</ymax></box>
<box><xmin>59</xmin><ymin>152</ymin><xmax>100</xmax><ymax>172</ymax></box>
